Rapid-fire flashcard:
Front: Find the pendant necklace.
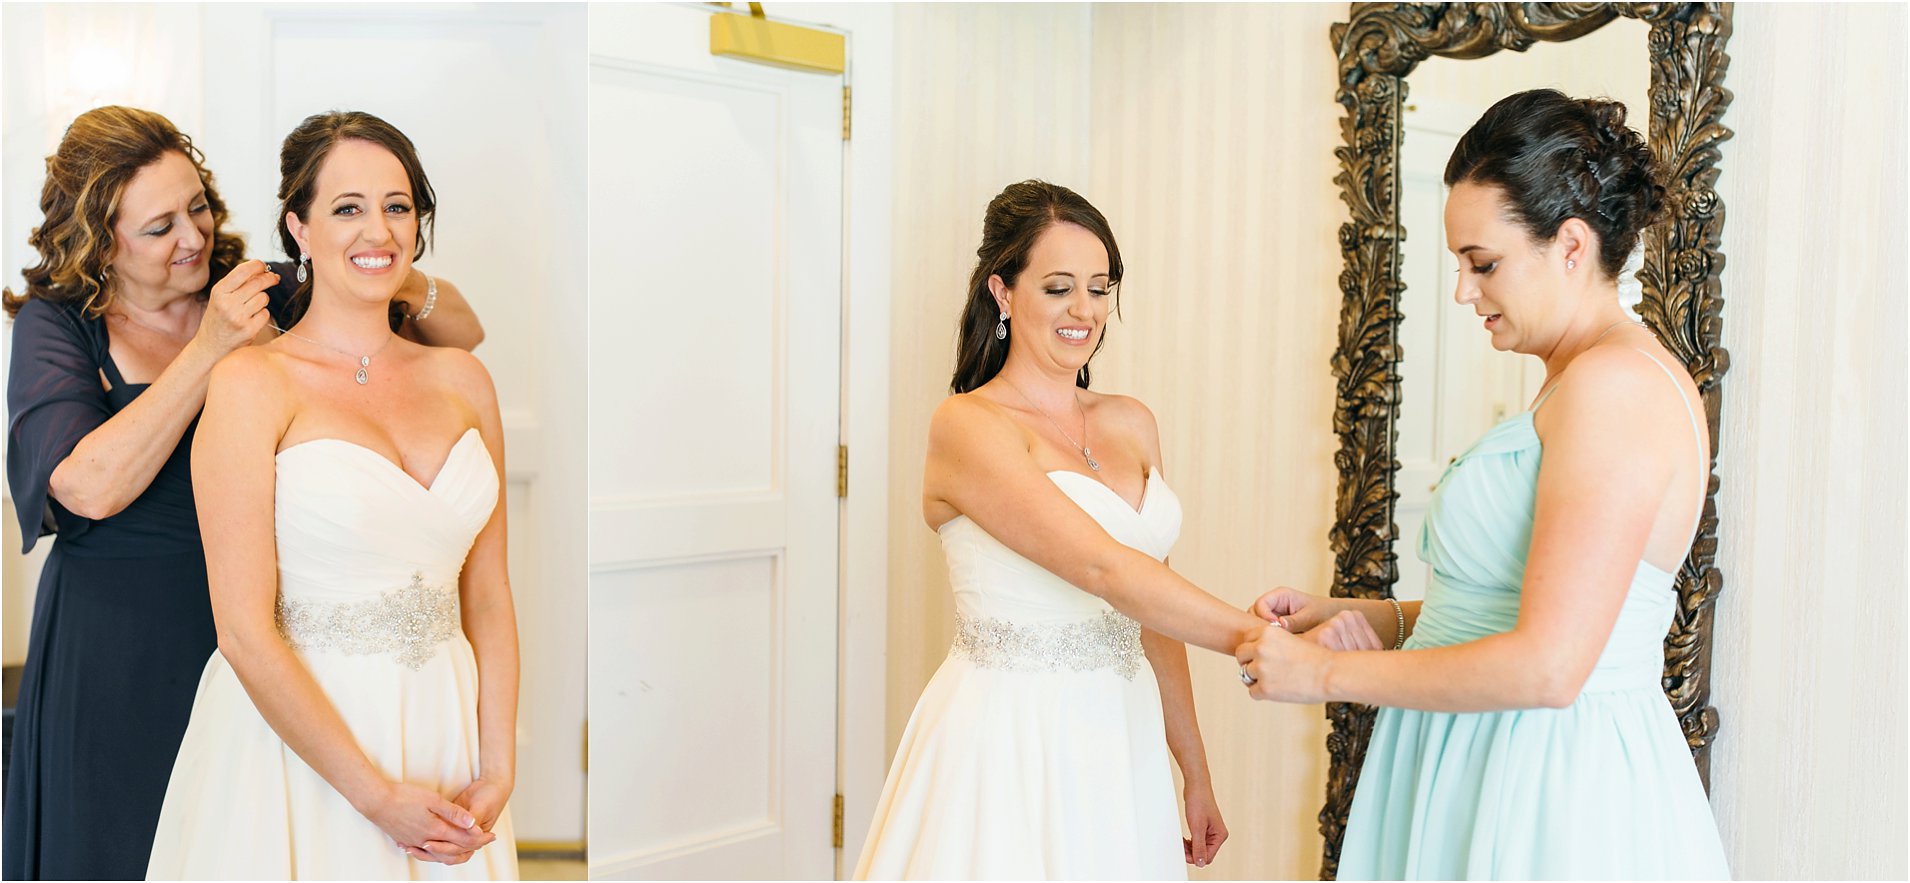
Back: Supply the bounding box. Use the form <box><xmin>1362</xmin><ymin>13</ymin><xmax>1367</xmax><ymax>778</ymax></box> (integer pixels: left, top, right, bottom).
<box><xmin>271</xmin><ymin>322</ymin><xmax>393</xmax><ymax>385</ymax></box>
<box><xmin>1005</xmin><ymin>379</ymin><xmax>1099</xmax><ymax>472</ymax></box>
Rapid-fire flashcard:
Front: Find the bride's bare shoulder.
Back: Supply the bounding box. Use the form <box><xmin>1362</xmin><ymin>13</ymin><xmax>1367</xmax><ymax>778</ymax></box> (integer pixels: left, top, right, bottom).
<box><xmin>1085</xmin><ymin>390</ymin><xmax>1162</xmax><ymax>457</ymax></box>
<box><xmin>928</xmin><ymin>391</ymin><xmax>1025</xmax><ymax>457</ymax></box>
<box><xmin>1086</xmin><ymin>391</ymin><xmax>1158</xmax><ymax>429</ymax></box>
<box><xmin>208</xmin><ymin>344</ymin><xmax>290</xmax><ymax>395</ymax></box>
<box><xmin>422</xmin><ymin>346</ymin><xmax>497</xmax><ymax>410</ymax></box>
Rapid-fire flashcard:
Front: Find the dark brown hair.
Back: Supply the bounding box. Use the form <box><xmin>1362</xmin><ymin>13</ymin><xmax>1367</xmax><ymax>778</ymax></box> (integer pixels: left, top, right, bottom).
<box><xmin>275</xmin><ymin>110</ymin><xmax>436</xmax><ymax>325</ymax></box>
<box><xmin>4</xmin><ymin>106</ymin><xmax>246</xmax><ymax>318</ymax></box>
<box><xmin>951</xmin><ymin>180</ymin><xmax>1123</xmax><ymax>394</ymax></box>
<box><xmin>1444</xmin><ymin>89</ymin><xmax>1665</xmax><ymax>278</ymax></box>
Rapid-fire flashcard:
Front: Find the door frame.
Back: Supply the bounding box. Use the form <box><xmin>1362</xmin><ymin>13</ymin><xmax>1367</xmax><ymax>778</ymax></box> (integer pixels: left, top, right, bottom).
<box><xmin>757</xmin><ymin>3</ymin><xmax>896</xmax><ymax>875</ymax></box>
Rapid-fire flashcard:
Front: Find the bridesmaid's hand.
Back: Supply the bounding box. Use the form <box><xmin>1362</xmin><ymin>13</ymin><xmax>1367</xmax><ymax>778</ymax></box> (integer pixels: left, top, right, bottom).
<box><xmin>363</xmin><ymin>780</ymin><xmax>494</xmax><ymax>865</ymax></box>
<box><xmin>1182</xmin><ymin>779</ymin><xmax>1228</xmax><ymax>869</ymax></box>
<box><xmin>1236</xmin><ymin>624</ymin><xmax>1331</xmax><ymax>703</ymax></box>
<box><xmin>1299</xmin><ymin>610</ymin><xmax>1384</xmax><ymax>652</ymax></box>
<box><xmin>1250</xmin><ymin>587</ymin><xmax>1338</xmax><ymax>633</ymax></box>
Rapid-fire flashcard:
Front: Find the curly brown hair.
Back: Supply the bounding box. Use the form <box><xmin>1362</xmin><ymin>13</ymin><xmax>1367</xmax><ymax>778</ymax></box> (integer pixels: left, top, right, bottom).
<box><xmin>3</xmin><ymin>105</ymin><xmax>247</xmax><ymax>318</ymax></box>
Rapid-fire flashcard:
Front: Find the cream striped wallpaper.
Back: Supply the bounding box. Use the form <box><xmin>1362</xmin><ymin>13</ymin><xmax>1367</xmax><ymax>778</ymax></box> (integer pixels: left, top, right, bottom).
<box><xmin>1708</xmin><ymin>4</ymin><xmax>1908</xmax><ymax>878</ymax></box>
<box><xmin>1084</xmin><ymin>6</ymin><xmax>1348</xmax><ymax>880</ymax></box>
<box><xmin>884</xmin><ymin>0</ymin><xmax>1093</xmax><ymax>760</ymax></box>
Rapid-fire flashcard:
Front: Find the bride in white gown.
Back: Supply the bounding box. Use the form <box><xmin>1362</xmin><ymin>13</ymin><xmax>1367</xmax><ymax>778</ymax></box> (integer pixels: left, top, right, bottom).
<box><xmin>854</xmin><ymin>181</ymin><xmax>1382</xmax><ymax>880</ymax></box>
<box><xmin>147</xmin><ymin>112</ymin><xmax>519</xmax><ymax>880</ymax></box>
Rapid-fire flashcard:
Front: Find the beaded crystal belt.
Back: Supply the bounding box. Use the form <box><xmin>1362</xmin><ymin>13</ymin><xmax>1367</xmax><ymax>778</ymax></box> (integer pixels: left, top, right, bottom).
<box><xmin>949</xmin><ymin>609</ymin><xmax>1145</xmax><ymax>680</ymax></box>
<box><xmin>275</xmin><ymin>572</ymin><xmax>461</xmax><ymax>670</ymax></box>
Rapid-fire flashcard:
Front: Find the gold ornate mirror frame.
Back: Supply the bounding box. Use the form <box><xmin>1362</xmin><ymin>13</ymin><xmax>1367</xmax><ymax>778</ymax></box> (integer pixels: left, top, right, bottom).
<box><xmin>1321</xmin><ymin>3</ymin><xmax>1734</xmax><ymax>877</ymax></box>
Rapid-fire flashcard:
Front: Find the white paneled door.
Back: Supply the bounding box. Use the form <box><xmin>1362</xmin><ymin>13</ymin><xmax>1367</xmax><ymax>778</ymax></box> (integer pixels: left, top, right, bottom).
<box><xmin>586</xmin><ymin>4</ymin><xmax>844</xmax><ymax>879</ymax></box>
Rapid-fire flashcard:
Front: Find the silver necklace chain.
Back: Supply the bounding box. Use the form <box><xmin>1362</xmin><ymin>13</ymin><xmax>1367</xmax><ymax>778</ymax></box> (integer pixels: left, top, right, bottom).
<box><xmin>271</xmin><ymin>322</ymin><xmax>394</xmax><ymax>385</ymax></box>
<box><xmin>1004</xmin><ymin>379</ymin><xmax>1099</xmax><ymax>472</ymax></box>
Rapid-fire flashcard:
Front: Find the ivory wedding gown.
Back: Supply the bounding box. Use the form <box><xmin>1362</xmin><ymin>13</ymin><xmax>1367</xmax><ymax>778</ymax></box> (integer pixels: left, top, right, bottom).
<box><xmin>147</xmin><ymin>428</ymin><xmax>518</xmax><ymax>880</ymax></box>
<box><xmin>855</xmin><ymin>470</ymin><xmax>1186</xmax><ymax>880</ymax></box>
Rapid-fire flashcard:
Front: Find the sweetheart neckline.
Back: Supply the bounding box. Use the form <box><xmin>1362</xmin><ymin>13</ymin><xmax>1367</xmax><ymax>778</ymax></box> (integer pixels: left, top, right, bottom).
<box><xmin>276</xmin><ymin>427</ymin><xmax>484</xmax><ymax>494</ymax></box>
<box><xmin>935</xmin><ymin>469</ymin><xmax>1166</xmax><ymax>535</ymax></box>
<box><xmin>1045</xmin><ymin>468</ymin><xmax>1158</xmax><ymax>518</ymax></box>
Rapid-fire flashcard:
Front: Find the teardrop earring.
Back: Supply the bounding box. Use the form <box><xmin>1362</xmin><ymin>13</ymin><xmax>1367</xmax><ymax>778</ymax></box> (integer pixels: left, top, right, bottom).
<box><xmin>995</xmin><ymin>311</ymin><xmax>1008</xmax><ymax>340</ymax></box>
<box><xmin>296</xmin><ymin>252</ymin><xmax>310</xmax><ymax>284</ymax></box>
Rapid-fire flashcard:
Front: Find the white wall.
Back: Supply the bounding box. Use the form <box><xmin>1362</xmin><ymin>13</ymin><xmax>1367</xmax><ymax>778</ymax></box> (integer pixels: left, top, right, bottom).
<box><xmin>1709</xmin><ymin>4</ymin><xmax>1909</xmax><ymax>879</ymax></box>
<box><xmin>0</xmin><ymin>2</ymin><xmax>588</xmax><ymax>846</ymax></box>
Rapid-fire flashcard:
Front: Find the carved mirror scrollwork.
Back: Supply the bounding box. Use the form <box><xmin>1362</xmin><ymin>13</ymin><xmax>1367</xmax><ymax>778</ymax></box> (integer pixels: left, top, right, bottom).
<box><xmin>1322</xmin><ymin>3</ymin><xmax>1733</xmax><ymax>878</ymax></box>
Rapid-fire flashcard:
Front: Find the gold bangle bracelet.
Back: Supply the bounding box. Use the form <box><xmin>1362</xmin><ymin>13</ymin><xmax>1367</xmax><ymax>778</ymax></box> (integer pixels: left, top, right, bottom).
<box><xmin>1385</xmin><ymin>597</ymin><xmax>1406</xmax><ymax>650</ymax></box>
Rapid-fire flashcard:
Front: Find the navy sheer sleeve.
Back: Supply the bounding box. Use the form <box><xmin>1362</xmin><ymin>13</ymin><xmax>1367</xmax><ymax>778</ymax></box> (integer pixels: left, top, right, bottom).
<box><xmin>6</xmin><ymin>299</ymin><xmax>109</xmax><ymax>552</ymax></box>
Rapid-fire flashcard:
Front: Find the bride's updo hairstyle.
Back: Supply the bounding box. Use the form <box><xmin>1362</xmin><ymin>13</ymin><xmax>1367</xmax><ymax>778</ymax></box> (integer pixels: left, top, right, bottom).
<box><xmin>951</xmin><ymin>180</ymin><xmax>1123</xmax><ymax>394</ymax></box>
<box><xmin>275</xmin><ymin>110</ymin><xmax>436</xmax><ymax>325</ymax></box>
<box><xmin>1444</xmin><ymin>89</ymin><xmax>1665</xmax><ymax>279</ymax></box>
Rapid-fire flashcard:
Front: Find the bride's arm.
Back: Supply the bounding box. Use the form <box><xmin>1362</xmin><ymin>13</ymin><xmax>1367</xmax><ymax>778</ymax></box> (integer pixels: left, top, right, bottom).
<box><xmin>194</xmin><ymin>349</ymin><xmax>494</xmax><ymax>861</ymax></box>
<box><xmin>925</xmin><ymin>395</ymin><xmax>1264</xmax><ymax>656</ymax></box>
<box><xmin>443</xmin><ymin>350</ymin><xmax>520</xmax><ymax>828</ymax></box>
<box><xmin>1142</xmin><ymin>626</ymin><xmax>1227</xmax><ymax>868</ymax></box>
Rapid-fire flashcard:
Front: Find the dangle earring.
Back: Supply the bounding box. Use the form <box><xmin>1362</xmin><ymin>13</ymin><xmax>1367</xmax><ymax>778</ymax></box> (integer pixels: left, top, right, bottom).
<box><xmin>296</xmin><ymin>252</ymin><xmax>310</xmax><ymax>284</ymax></box>
<box><xmin>995</xmin><ymin>311</ymin><xmax>1008</xmax><ymax>340</ymax></box>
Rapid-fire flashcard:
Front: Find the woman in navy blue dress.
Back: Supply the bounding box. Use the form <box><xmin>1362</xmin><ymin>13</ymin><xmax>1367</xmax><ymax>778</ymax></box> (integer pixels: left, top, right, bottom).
<box><xmin>2</xmin><ymin>105</ymin><xmax>482</xmax><ymax>881</ymax></box>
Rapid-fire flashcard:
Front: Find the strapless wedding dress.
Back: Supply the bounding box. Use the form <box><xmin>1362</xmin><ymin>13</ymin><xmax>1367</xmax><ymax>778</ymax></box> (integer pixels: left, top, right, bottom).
<box><xmin>855</xmin><ymin>470</ymin><xmax>1186</xmax><ymax>880</ymax></box>
<box><xmin>147</xmin><ymin>428</ymin><xmax>518</xmax><ymax>880</ymax></box>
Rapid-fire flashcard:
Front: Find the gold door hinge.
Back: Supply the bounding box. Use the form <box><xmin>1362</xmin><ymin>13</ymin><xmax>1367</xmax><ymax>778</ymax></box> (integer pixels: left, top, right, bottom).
<box><xmin>837</xmin><ymin>445</ymin><xmax>849</xmax><ymax>498</ymax></box>
<box><xmin>832</xmin><ymin>792</ymin><xmax>845</xmax><ymax>848</ymax></box>
<box><xmin>842</xmin><ymin>84</ymin><xmax>852</xmax><ymax>141</ymax></box>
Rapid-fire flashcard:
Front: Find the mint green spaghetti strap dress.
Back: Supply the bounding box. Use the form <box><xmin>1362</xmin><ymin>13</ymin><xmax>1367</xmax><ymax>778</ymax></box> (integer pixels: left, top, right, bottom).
<box><xmin>1338</xmin><ymin>348</ymin><xmax>1731</xmax><ymax>880</ymax></box>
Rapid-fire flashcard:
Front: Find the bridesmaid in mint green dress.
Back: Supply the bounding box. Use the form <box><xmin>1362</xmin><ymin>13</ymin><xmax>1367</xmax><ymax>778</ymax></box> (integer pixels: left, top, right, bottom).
<box><xmin>1237</xmin><ymin>90</ymin><xmax>1731</xmax><ymax>879</ymax></box>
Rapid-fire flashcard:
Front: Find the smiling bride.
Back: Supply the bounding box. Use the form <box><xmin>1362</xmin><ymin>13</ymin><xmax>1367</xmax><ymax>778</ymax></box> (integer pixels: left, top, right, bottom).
<box><xmin>145</xmin><ymin>111</ymin><xmax>520</xmax><ymax>880</ymax></box>
<box><xmin>853</xmin><ymin>181</ymin><xmax>1382</xmax><ymax>880</ymax></box>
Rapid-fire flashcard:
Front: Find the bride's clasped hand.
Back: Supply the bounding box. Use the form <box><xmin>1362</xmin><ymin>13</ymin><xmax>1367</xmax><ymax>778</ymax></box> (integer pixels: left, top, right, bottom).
<box><xmin>1234</xmin><ymin>587</ymin><xmax>1388</xmax><ymax>703</ymax></box>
